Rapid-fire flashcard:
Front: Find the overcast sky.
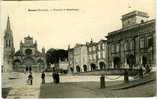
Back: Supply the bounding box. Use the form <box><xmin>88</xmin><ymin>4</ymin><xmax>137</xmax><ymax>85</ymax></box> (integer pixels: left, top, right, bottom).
<box><xmin>0</xmin><ymin>0</ymin><xmax>155</xmax><ymax>52</ymax></box>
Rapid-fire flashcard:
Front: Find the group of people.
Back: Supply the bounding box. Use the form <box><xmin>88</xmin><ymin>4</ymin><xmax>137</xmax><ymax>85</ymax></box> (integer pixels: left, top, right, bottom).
<box><xmin>26</xmin><ymin>71</ymin><xmax>60</xmax><ymax>85</ymax></box>
<box><xmin>41</xmin><ymin>71</ymin><xmax>60</xmax><ymax>84</ymax></box>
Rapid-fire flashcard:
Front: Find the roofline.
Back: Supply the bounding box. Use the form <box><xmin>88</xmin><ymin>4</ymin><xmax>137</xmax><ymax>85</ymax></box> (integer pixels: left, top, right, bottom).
<box><xmin>106</xmin><ymin>19</ymin><xmax>155</xmax><ymax>37</ymax></box>
<box><xmin>121</xmin><ymin>10</ymin><xmax>149</xmax><ymax>20</ymax></box>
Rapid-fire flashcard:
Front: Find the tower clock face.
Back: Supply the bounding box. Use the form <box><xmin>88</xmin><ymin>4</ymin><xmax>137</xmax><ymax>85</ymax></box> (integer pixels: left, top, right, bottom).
<box><xmin>25</xmin><ymin>49</ymin><xmax>32</xmax><ymax>55</ymax></box>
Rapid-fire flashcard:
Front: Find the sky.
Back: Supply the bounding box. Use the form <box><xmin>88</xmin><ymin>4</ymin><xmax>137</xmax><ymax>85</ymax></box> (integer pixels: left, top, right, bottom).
<box><xmin>0</xmin><ymin>0</ymin><xmax>155</xmax><ymax>52</ymax></box>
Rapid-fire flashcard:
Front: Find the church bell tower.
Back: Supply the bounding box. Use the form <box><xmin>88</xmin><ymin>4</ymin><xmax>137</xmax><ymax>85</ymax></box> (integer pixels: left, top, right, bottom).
<box><xmin>3</xmin><ymin>16</ymin><xmax>15</xmax><ymax>72</ymax></box>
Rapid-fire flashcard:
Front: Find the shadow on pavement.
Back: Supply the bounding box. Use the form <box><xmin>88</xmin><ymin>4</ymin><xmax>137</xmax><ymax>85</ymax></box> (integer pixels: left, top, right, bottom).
<box><xmin>2</xmin><ymin>87</ymin><xmax>12</xmax><ymax>98</ymax></box>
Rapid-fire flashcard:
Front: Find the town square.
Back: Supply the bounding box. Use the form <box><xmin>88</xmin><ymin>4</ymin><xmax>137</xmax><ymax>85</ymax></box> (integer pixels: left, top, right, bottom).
<box><xmin>1</xmin><ymin>0</ymin><xmax>156</xmax><ymax>98</ymax></box>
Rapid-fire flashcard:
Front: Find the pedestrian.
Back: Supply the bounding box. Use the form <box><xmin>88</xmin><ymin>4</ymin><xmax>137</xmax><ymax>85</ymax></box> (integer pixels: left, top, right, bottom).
<box><xmin>139</xmin><ymin>67</ymin><xmax>143</xmax><ymax>79</ymax></box>
<box><xmin>52</xmin><ymin>71</ymin><xmax>56</xmax><ymax>83</ymax></box>
<box><xmin>56</xmin><ymin>72</ymin><xmax>60</xmax><ymax>84</ymax></box>
<box><xmin>124</xmin><ymin>70</ymin><xmax>129</xmax><ymax>83</ymax></box>
<box><xmin>41</xmin><ymin>71</ymin><xmax>45</xmax><ymax>84</ymax></box>
<box><xmin>28</xmin><ymin>72</ymin><xmax>33</xmax><ymax>85</ymax></box>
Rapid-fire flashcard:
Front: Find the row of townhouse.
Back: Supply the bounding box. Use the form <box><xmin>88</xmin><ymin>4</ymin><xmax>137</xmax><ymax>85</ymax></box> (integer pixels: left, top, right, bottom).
<box><xmin>68</xmin><ymin>40</ymin><xmax>107</xmax><ymax>73</ymax></box>
<box><xmin>68</xmin><ymin>10</ymin><xmax>155</xmax><ymax>73</ymax></box>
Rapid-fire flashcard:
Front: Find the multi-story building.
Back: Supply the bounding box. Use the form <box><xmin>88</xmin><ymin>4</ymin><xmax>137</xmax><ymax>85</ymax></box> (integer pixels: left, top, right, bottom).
<box><xmin>86</xmin><ymin>39</ymin><xmax>107</xmax><ymax>71</ymax></box>
<box><xmin>97</xmin><ymin>40</ymin><xmax>107</xmax><ymax>69</ymax></box>
<box><xmin>68</xmin><ymin>39</ymin><xmax>108</xmax><ymax>73</ymax></box>
<box><xmin>72</xmin><ymin>44</ymin><xmax>88</xmax><ymax>73</ymax></box>
<box><xmin>86</xmin><ymin>40</ymin><xmax>98</xmax><ymax>71</ymax></box>
<box><xmin>106</xmin><ymin>10</ymin><xmax>155</xmax><ymax>69</ymax></box>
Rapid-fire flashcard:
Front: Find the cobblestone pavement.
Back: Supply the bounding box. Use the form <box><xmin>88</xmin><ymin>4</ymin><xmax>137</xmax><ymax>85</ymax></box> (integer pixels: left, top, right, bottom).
<box><xmin>2</xmin><ymin>72</ymin><xmax>156</xmax><ymax>98</ymax></box>
<box><xmin>40</xmin><ymin>81</ymin><xmax>156</xmax><ymax>98</ymax></box>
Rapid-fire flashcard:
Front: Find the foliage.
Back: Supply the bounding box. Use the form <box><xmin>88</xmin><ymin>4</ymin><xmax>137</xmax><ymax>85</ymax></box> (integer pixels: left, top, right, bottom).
<box><xmin>46</xmin><ymin>48</ymin><xmax>68</xmax><ymax>68</ymax></box>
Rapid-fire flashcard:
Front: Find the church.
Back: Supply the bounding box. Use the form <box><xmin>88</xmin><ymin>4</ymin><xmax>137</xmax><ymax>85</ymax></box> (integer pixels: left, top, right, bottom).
<box><xmin>3</xmin><ymin>17</ymin><xmax>47</xmax><ymax>72</ymax></box>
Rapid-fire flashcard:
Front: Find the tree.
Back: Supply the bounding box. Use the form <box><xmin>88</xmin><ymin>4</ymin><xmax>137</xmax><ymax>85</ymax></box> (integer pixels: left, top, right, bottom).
<box><xmin>46</xmin><ymin>48</ymin><xmax>68</xmax><ymax>69</ymax></box>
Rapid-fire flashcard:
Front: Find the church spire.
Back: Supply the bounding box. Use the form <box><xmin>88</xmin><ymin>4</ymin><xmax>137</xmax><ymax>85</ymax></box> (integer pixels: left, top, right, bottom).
<box><xmin>6</xmin><ymin>16</ymin><xmax>12</xmax><ymax>32</ymax></box>
<box><xmin>5</xmin><ymin>16</ymin><xmax>13</xmax><ymax>37</ymax></box>
<box><xmin>3</xmin><ymin>16</ymin><xmax>14</xmax><ymax>72</ymax></box>
<box><xmin>4</xmin><ymin>16</ymin><xmax>14</xmax><ymax>48</ymax></box>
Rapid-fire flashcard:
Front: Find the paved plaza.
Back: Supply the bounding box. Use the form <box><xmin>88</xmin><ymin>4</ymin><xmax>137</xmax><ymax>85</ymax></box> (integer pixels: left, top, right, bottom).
<box><xmin>2</xmin><ymin>72</ymin><xmax>156</xmax><ymax>98</ymax></box>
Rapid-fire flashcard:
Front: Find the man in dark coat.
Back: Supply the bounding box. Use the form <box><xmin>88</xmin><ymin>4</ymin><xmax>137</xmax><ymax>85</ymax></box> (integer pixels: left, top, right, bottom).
<box><xmin>56</xmin><ymin>72</ymin><xmax>60</xmax><ymax>83</ymax></box>
<box><xmin>41</xmin><ymin>72</ymin><xmax>45</xmax><ymax>84</ymax></box>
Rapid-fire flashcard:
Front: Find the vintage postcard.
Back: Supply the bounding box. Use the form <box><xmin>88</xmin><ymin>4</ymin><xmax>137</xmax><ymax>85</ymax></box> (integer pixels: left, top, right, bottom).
<box><xmin>0</xmin><ymin>0</ymin><xmax>156</xmax><ymax>98</ymax></box>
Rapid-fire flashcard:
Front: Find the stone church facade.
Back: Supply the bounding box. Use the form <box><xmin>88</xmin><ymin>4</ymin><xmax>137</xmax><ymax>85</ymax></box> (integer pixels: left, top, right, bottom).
<box><xmin>3</xmin><ymin>17</ymin><xmax>47</xmax><ymax>72</ymax></box>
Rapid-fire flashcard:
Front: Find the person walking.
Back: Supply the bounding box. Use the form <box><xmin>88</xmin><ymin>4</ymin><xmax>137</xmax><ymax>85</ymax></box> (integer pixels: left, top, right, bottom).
<box><xmin>41</xmin><ymin>71</ymin><xmax>45</xmax><ymax>84</ymax></box>
<box><xmin>28</xmin><ymin>72</ymin><xmax>33</xmax><ymax>85</ymax></box>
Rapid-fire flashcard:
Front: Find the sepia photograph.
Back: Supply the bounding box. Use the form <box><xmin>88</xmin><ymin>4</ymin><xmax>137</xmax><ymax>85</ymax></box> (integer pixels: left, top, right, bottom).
<box><xmin>0</xmin><ymin>0</ymin><xmax>156</xmax><ymax>98</ymax></box>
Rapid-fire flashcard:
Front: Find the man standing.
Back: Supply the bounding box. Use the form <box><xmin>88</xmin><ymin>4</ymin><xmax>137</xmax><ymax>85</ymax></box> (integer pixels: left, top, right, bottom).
<box><xmin>41</xmin><ymin>71</ymin><xmax>45</xmax><ymax>84</ymax></box>
<box><xmin>56</xmin><ymin>72</ymin><xmax>60</xmax><ymax>84</ymax></box>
